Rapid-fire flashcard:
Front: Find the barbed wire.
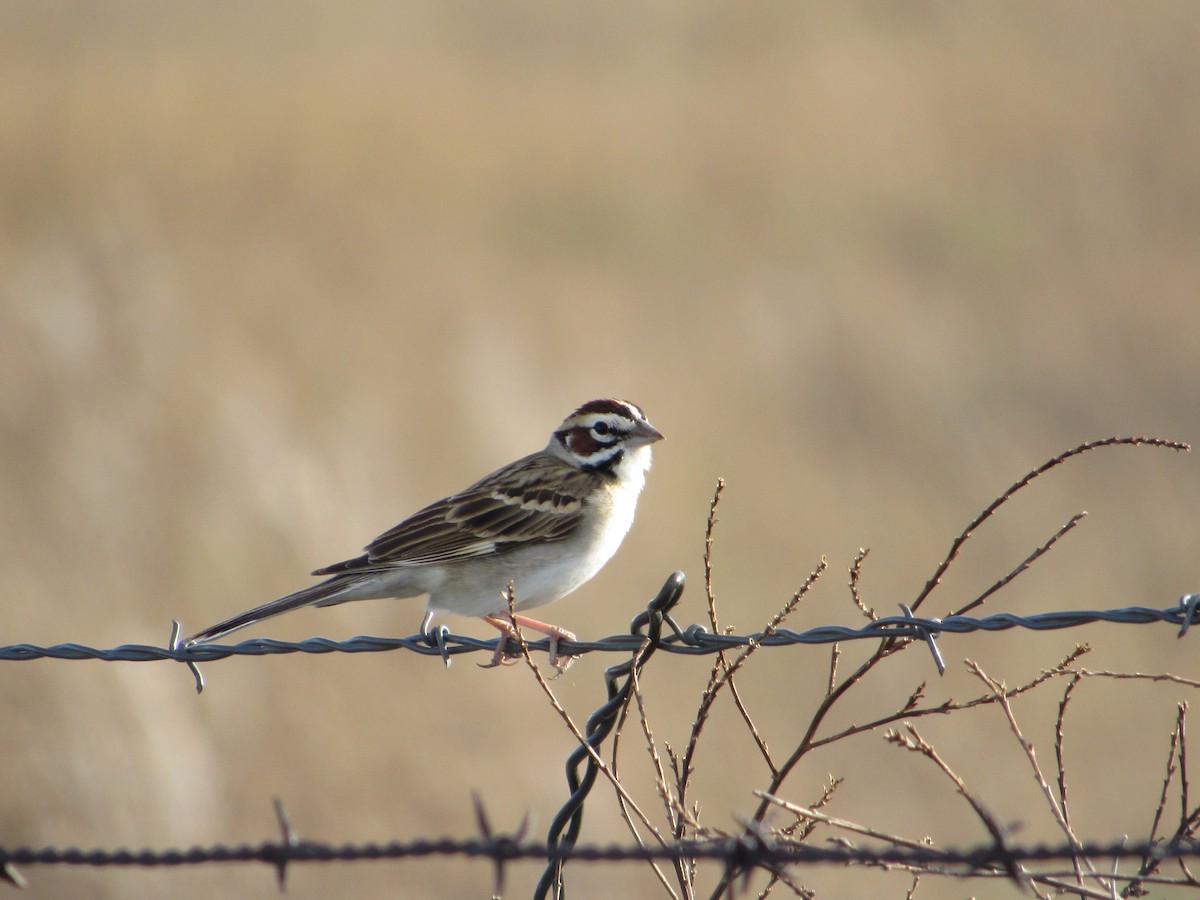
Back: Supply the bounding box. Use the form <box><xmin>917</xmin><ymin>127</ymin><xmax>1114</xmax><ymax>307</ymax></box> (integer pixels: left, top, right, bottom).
<box><xmin>2</xmin><ymin>832</ymin><xmax>1197</xmax><ymax>871</ymax></box>
<box><xmin>2</xmin><ymin>588</ymin><xmax>1197</xmax><ymax>666</ymax></box>
<box><xmin>6</xmin><ymin>576</ymin><xmax>1200</xmax><ymax>893</ymax></box>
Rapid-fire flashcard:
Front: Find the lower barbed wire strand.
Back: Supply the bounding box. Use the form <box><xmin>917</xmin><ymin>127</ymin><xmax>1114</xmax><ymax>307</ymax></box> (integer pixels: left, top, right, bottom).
<box><xmin>1</xmin><ymin>836</ymin><xmax>1198</xmax><ymax>869</ymax></box>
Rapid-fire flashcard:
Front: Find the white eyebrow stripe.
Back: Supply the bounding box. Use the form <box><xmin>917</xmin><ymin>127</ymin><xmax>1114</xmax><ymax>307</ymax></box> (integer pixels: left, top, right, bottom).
<box><xmin>573</xmin><ymin>412</ymin><xmax>635</xmax><ymax>430</ymax></box>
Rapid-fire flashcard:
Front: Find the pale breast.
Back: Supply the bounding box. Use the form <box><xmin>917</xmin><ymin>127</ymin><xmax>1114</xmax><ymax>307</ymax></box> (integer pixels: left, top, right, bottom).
<box><xmin>426</xmin><ymin>443</ymin><xmax>653</xmax><ymax>618</ymax></box>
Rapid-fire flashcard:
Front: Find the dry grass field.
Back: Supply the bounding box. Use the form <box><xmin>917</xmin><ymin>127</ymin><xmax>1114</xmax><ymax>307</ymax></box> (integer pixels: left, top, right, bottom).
<box><xmin>3</xmin><ymin>3</ymin><xmax>1200</xmax><ymax>897</ymax></box>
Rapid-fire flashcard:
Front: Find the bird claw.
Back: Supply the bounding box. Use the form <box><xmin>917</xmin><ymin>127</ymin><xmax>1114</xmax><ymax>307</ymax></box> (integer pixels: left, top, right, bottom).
<box><xmin>480</xmin><ymin>614</ymin><xmax>577</xmax><ymax>673</ymax></box>
<box><xmin>546</xmin><ymin>633</ymin><xmax>578</xmax><ymax>676</ymax></box>
<box><xmin>478</xmin><ymin>639</ymin><xmax>522</xmax><ymax>669</ymax></box>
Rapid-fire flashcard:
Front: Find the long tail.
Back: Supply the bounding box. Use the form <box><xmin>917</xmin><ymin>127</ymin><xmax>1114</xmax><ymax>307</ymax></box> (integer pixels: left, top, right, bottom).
<box><xmin>185</xmin><ymin>575</ymin><xmax>366</xmax><ymax>644</ymax></box>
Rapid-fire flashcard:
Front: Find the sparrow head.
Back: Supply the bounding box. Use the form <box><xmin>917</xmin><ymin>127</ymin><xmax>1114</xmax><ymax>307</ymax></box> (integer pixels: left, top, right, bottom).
<box><xmin>549</xmin><ymin>399</ymin><xmax>664</xmax><ymax>473</ymax></box>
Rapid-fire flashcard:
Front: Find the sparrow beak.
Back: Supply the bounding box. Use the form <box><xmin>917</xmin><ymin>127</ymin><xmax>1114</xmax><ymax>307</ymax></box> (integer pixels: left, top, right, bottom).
<box><xmin>626</xmin><ymin>420</ymin><xmax>665</xmax><ymax>449</ymax></box>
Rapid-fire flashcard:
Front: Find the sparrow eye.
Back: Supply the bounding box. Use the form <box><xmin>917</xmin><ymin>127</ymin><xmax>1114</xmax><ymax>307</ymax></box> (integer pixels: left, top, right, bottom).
<box><xmin>592</xmin><ymin>421</ymin><xmax>611</xmax><ymax>437</ymax></box>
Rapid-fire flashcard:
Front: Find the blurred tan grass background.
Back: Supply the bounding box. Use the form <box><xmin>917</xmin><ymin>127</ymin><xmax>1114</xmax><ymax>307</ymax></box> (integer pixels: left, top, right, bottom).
<box><xmin>2</xmin><ymin>2</ymin><xmax>1200</xmax><ymax>897</ymax></box>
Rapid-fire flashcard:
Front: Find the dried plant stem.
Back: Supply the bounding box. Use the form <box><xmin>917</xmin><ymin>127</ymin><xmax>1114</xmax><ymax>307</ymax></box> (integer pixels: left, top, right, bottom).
<box><xmin>967</xmin><ymin>661</ymin><xmax>1103</xmax><ymax>893</ymax></box>
<box><xmin>1129</xmin><ymin>704</ymin><xmax>1187</xmax><ymax>896</ymax></box>
<box><xmin>1181</xmin><ymin>702</ymin><xmax>1191</xmax><ymax>824</ymax></box>
<box><xmin>698</xmin><ymin>478</ymin><xmax>777</xmax><ymax>775</ymax></box>
<box><xmin>704</xmin><ymin>477</ymin><xmax>724</xmax><ymax>633</ymax></box>
<box><xmin>761</xmin><ymin>787</ymin><xmax>1116</xmax><ymax>899</ymax></box>
<box><xmin>740</xmin><ymin>640</ymin><xmax>902</xmax><ymax>830</ymax></box>
<box><xmin>1049</xmin><ymin>669</ymin><xmax>1200</xmax><ymax>689</ymax></box>
<box><xmin>806</xmin><ymin>645</ymin><xmax>1090</xmax><ymax>751</ymax></box>
<box><xmin>954</xmin><ymin>512</ymin><xmax>1086</xmax><ymax>616</ymax></box>
<box><xmin>614</xmin><ymin>663</ymin><xmax>684</xmax><ymax>900</ymax></box>
<box><xmin>680</xmin><ymin>560</ymin><xmax>827</xmax><ymax>824</ymax></box>
<box><xmin>825</xmin><ymin>644</ymin><xmax>839</xmax><ymax>697</ymax></box>
<box><xmin>910</xmin><ymin>436</ymin><xmax>1188</xmax><ymax>614</ymax></box>
<box><xmin>756</xmin><ymin>791</ymin><xmax>934</xmax><ymax>852</ymax></box>
<box><xmin>1054</xmin><ymin>672</ymin><xmax>1085</xmax><ymax>886</ymax></box>
<box><xmin>885</xmin><ymin>725</ymin><xmax>1034</xmax><ymax>890</ymax></box>
<box><xmin>627</xmin><ymin>665</ymin><xmax>678</xmax><ymax>832</ymax></box>
<box><xmin>504</xmin><ymin>588</ymin><xmax>666</xmax><ymax>847</ymax></box>
<box><xmin>1150</xmin><ymin>705</ymin><xmax>1185</xmax><ymax>848</ymax></box>
<box><xmin>779</xmin><ymin>776</ymin><xmax>843</xmax><ymax>842</ymax></box>
<box><xmin>849</xmin><ymin>547</ymin><xmax>875</xmax><ymax>620</ymax></box>
<box><xmin>728</xmin><ymin>677</ymin><xmax>777</xmax><ymax>777</ymax></box>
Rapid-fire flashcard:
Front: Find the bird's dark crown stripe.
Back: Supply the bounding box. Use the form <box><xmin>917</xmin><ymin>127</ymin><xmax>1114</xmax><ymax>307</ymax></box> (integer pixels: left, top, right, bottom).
<box><xmin>571</xmin><ymin>398</ymin><xmax>640</xmax><ymax>421</ymax></box>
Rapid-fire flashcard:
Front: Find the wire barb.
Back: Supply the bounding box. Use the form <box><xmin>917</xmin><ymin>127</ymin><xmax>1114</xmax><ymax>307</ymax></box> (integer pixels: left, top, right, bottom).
<box><xmin>472</xmin><ymin>793</ymin><xmax>527</xmax><ymax>896</ymax></box>
<box><xmin>272</xmin><ymin>797</ymin><xmax>298</xmax><ymax>891</ymax></box>
<box><xmin>1178</xmin><ymin>594</ymin><xmax>1200</xmax><ymax>639</ymax></box>
<box><xmin>0</xmin><ymin>859</ymin><xmax>27</xmax><ymax>890</ymax></box>
<box><xmin>900</xmin><ymin>604</ymin><xmax>946</xmax><ymax>676</ymax></box>
<box><xmin>170</xmin><ymin>620</ymin><xmax>206</xmax><ymax>693</ymax></box>
<box><xmin>420</xmin><ymin>611</ymin><xmax>453</xmax><ymax>667</ymax></box>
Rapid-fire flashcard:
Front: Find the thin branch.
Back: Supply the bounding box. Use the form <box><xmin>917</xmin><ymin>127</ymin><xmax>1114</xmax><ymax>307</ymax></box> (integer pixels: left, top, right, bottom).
<box><xmin>825</xmin><ymin>644</ymin><xmax>839</xmax><ymax>698</ymax></box>
<box><xmin>628</xmin><ymin>665</ymin><xmax>678</xmax><ymax>833</ymax></box>
<box><xmin>727</xmin><ymin>676</ymin><xmax>777</xmax><ymax>779</ymax></box>
<box><xmin>756</xmin><ymin>791</ymin><xmax>935</xmax><ymax>853</ymax></box>
<box><xmin>910</xmin><ymin>436</ymin><xmax>1188</xmax><ymax>614</ymax></box>
<box><xmin>779</xmin><ymin>776</ymin><xmax>843</xmax><ymax>842</ymax></box>
<box><xmin>807</xmin><ymin>646</ymin><xmax>1091</xmax><ymax>752</ymax></box>
<box><xmin>704</xmin><ymin>478</ymin><xmax>724</xmax><ymax>633</ymax></box>
<box><xmin>967</xmin><ymin>660</ymin><xmax>1102</xmax><ymax>892</ymax></box>
<box><xmin>1055</xmin><ymin>674</ymin><xmax>1082</xmax><ymax>821</ymax></box>
<box><xmin>696</xmin><ymin>477</ymin><xmax>777</xmax><ymax>777</ymax></box>
<box><xmin>849</xmin><ymin>547</ymin><xmax>876</xmax><ymax>621</ymax></box>
<box><xmin>1181</xmin><ymin>701</ymin><xmax>1190</xmax><ymax>825</ymax></box>
<box><xmin>885</xmin><ymin>724</ymin><xmax>1037</xmax><ymax>894</ymax></box>
<box><xmin>953</xmin><ymin>512</ymin><xmax>1087</xmax><ymax>616</ymax></box>
<box><xmin>504</xmin><ymin>587</ymin><xmax>667</xmax><ymax>847</ymax></box>
<box><xmin>679</xmin><ymin>559</ymin><xmax>828</xmax><ymax>828</ymax></box>
<box><xmin>1054</xmin><ymin>673</ymin><xmax>1084</xmax><ymax>886</ymax></box>
<box><xmin>611</xmin><ymin>663</ymin><xmax>682</xmax><ymax>900</ymax></box>
<box><xmin>759</xmin><ymin>789</ymin><xmax>1117</xmax><ymax>900</ymax></box>
<box><xmin>1129</xmin><ymin>704</ymin><xmax>1186</xmax><ymax>896</ymax></box>
<box><xmin>1047</xmin><ymin>669</ymin><xmax>1200</xmax><ymax>690</ymax></box>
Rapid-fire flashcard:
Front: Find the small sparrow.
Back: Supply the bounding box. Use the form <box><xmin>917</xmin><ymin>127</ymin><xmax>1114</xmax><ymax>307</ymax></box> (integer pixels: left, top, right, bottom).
<box><xmin>186</xmin><ymin>399</ymin><xmax>663</xmax><ymax>667</ymax></box>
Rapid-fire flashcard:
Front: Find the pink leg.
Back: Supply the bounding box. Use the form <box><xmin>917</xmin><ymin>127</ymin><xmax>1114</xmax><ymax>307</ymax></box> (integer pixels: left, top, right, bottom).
<box><xmin>481</xmin><ymin>614</ymin><xmax>577</xmax><ymax>671</ymax></box>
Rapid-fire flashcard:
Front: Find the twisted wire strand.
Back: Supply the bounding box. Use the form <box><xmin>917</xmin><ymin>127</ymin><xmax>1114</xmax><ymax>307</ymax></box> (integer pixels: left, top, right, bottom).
<box><xmin>534</xmin><ymin>571</ymin><xmax>685</xmax><ymax>899</ymax></box>
<box><xmin>2</xmin><ymin>594</ymin><xmax>1196</xmax><ymax>664</ymax></box>
<box><xmin>2</xmin><ymin>835</ymin><xmax>1197</xmax><ymax>870</ymax></box>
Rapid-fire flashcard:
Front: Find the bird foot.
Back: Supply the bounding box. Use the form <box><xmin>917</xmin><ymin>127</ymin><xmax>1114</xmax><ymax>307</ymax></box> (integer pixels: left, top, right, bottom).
<box><xmin>480</xmin><ymin>614</ymin><xmax>577</xmax><ymax>674</ymax></box>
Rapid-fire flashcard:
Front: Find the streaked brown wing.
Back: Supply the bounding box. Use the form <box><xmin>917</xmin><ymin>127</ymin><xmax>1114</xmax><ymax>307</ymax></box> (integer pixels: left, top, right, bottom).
<box><xmin>345</xmin><ymin>453</ymin><xmax>587</xmax><ymax>568</ymax></box>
